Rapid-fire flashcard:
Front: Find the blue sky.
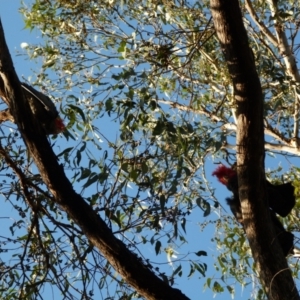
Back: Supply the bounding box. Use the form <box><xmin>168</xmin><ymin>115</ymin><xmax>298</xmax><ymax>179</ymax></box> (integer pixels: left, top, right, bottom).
<box><xmin>1</xmin><ymin>2</ymin><xmax>298</xmax><ymax>300</ymax></box>
<box><xmin>2</xmin><ymin>2</ymin><xmax>37</xmax><ymax>77</ymax></box>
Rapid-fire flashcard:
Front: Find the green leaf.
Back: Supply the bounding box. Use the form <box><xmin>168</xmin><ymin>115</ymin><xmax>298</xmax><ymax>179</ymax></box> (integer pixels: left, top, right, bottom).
<box><xmin>155</xmin><ymin>241</ymin><xmax>161</xmax><ymax>255</ymax></box>
<box><xmin>213</xmin><ymin>281</ymin><xmax>224</xmax><ymax>293</ymax></box>
<box><xmin>159</xmin><ymin>194</ymin><xmax>166</xmax><ymax>213</ymax></box>
<box><xmin>173</xmin><ymin>265</ymin><xmax>182</xmax><ymax>276</ymax></box>
<box><xmin>68</xmin><ymin>104</ymin><xmax>86</xmax><ymax>122</ymax></box>
<box><xmin>117</xmin><ymin>40</ymin><xmax>127</xmax><ymax>53</ymax></box>
<box><xmin>82</xmin><ymin>174</ymin><xmax>99</xmax><ymax>188</ymax></box>
<box><xmin>181</xmin><ymin>218</ymin><xmax>186</xmax><ymax>233</ymax></box>
<box><xmin>152</xmin><ymin>120</ymin><xmax>165</xmax><ymax>136</ymax></box>
<box><xmin>196</xmin><ymin>197</ymin><xmax>211</xmax><ymax>217</ymax></box>
<box><xmin>195</xmin><ymin>250</ymin><xmax>207</xmax><ymax>256</ymax></box>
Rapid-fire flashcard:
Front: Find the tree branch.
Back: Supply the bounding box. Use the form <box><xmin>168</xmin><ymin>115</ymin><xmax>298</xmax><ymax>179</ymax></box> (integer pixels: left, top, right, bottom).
<box><xmin>245</xmin><ymin>0</ymin><xmax>278</xmax><ymax>46</ymax></box>
<box><xmin>160</xmin><ymin>99</ymin><xmax>300</xmax><ymax>155</ymax></box>
<box><xmin>267</xmin><ymin>0</ymin><xmax>300</xmax><ymax>145</ymax></box>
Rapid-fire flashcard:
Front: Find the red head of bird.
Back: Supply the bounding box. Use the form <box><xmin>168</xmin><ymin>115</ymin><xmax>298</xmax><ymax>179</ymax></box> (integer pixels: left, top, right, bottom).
<box><xmin>54</xmin><ymin>117</ymin><xmax>66</xmax><ymax>133</ymax></box>
<box><xmin>212</xmin><ymin>165</ymin><xmax>236</xmax><ymax>186</ymax></box>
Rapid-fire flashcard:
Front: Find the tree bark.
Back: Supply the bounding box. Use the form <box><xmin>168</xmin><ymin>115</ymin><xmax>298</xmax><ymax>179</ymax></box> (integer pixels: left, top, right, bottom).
<box><xmin>0</xmin><ymin>19</ymin><xmax>189</xmax><ymax>300</ymax></box>
<box><xmin>210</xmin><ymin>0</ymin><xmax>299</xmax><ymax>299</ymax></box>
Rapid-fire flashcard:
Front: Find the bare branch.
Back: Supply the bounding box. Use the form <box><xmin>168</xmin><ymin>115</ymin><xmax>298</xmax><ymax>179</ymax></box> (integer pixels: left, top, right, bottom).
<box><xmin>267</xmin><ymin>0</ymin><xmax>300</xmax><ymax>143</ymax></box>
<box><xmin>159</xmin><ymin>99</ymin><xmax>300</xmax><ymax>155</ymax></box>
<box><xmin>245</xmin><ymin>0</ymin><xmax>278</xmax><ymax>46</ymax></box>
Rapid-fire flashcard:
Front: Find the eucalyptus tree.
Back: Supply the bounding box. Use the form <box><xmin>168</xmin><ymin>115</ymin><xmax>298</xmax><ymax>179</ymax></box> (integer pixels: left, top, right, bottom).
<box><xmin>0</xmin><ymin>0</ymin><xmax>299</xmax><ymax>299</ymax></box>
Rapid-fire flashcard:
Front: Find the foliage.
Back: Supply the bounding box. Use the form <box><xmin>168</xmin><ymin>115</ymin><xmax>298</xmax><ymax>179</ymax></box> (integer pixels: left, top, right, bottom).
<box><xmin>0</xmin><ymin>0</ymin><xmax>299</xmax><ymax>298</ymax></box>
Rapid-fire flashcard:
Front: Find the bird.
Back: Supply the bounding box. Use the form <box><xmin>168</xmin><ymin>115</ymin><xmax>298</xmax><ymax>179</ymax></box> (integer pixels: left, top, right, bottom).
<box><xmin>20</xmin><ymin>83</ymin><xmax>65</xmax><ymax>135</ymax></box>
<box><xmin>212</xmin><ymin>164</ymin><xmax>295</xmax><ymax>256</ymax></box>
<box><xmin>212</xmin><ymin>165</ymin><xmax>295</xmax><ymax>217</ymax></box>
<box><xmin>0</xmin><ymin>81</ymin><xmax>65</xmax><ymax>135</ymax></box>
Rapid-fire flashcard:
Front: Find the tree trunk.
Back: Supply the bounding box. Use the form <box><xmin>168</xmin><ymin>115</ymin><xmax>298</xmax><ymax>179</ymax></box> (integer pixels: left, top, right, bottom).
<box><xmin>210</xmin><ymin>0</ymin><xmax>299</xmax><ymax>299</ymax></box>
